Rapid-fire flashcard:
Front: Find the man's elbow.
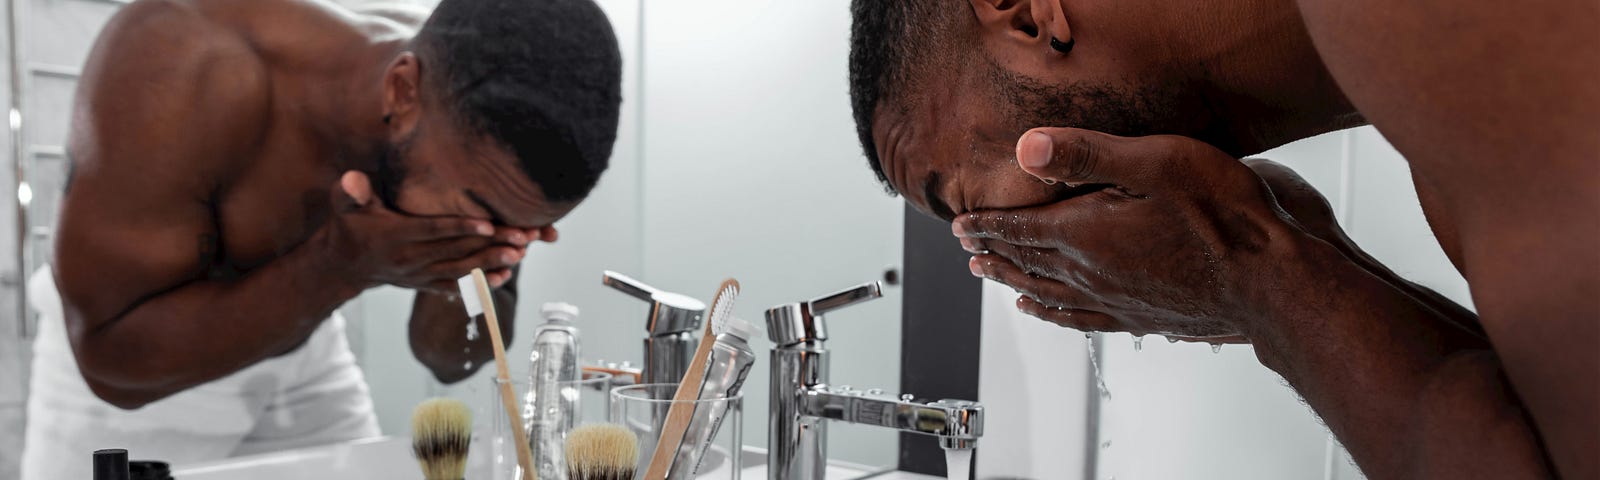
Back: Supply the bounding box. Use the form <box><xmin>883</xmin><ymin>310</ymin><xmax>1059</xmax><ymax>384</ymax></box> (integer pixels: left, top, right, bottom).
<box><xmin>80</xmin><ymin>372</ymin><xmax>168</xmax><ymax>410</ymax></box>
<box><xmin>73</xmin><ymin>344</ymin><xmax>180</xmax><ymax>410</ymax></box>
<box><xmin>429</xmin><ymin>366</ymin><xmax>476</xmax><ymax>385</ymax></box>
<box><xmin>425</xmin><ymin>356</ymin><xmax>488</xmax><ymax>385</ymax></box>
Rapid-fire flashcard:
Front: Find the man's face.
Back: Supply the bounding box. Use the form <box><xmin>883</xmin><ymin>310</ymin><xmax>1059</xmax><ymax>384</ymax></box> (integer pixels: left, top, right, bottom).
<box><xmin>873</xmin><ymin>0</ymin><xmax>1214</xmax><ymax>221</ymax></box>
<box><xmin>872</xmin><ymin>92</ymin><xmax>1074</xmax><ymax>222</ymax></box>
<box><xmin>378</xmin><ymin>108</ymin><xmax>577</xmax><ymax>229</ymax></box>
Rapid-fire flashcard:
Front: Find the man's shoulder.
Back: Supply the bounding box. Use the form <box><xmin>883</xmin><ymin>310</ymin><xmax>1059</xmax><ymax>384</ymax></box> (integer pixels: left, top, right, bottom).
<box><xmin>95</xmin><ymin>0</ymin><xmax>267</xmax><ymax>88</ymax></box>
<box><xmin>78</xmin><ymin>0</ymin><xmax>270</xmax><ymax>157</ymax></box>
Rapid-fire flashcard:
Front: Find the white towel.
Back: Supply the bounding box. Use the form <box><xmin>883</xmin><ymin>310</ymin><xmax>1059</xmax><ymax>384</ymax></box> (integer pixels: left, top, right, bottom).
<box><xmin>20</xmin><ymin>266</ymin><xmax>380</xmax><ymax>480</ymax></box>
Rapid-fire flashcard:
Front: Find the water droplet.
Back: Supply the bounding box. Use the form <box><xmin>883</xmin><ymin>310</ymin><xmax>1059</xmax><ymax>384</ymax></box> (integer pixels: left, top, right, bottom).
<box><xmin>1211</xmin><ymin>344</ymin><xmax>1223</xmax><ymax>354</ymax></box>
<box><xmin>1133</xmin><ymin>335</ymin><xmax>1144</xmax><ymax>351</ymax></box>
<box><xmin>465</xmin><ymin>320</ymin><xmax>480</xmax><ymax>341</ymax></box>
<box><xmin>463</xmin><ymin>361</ymin><xmax>473</xmax><ymax>370</ymax></box>
<box><xmin>1168</xmin><ymin>336</ymin><xmax>1179</xmax><ymax>343</ymax></box>
<box><xmin>900</xmin><ymin>394</ymin><xmax>916</xmax><ymax>402</ymax></box>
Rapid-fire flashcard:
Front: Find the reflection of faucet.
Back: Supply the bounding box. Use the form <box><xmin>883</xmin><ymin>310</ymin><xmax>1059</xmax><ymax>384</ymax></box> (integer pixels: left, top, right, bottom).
<box><xmin>598</xmin><ymin>271</ymin><xmax>706</xmax><ymax>385</ymax></box>
<box><xmin>767</xmin><ymin>282</ymin><xmax>984</xmax><ymax>480</ymax></box>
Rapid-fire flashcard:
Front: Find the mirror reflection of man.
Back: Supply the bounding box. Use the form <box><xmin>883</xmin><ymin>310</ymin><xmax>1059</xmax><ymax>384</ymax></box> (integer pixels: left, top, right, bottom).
<box><xmin>848</xmin><ymin>1</ymin><xmax>1596</xmax><ymax>478</ymax></box>
<box><xmin>23</xmin><ymin>0</ymin><xmax>622</xmax><ymax>477</ymax></box>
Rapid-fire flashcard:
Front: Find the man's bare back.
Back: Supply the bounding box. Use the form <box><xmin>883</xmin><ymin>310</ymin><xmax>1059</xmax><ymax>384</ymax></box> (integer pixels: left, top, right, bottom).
<box><xmin>50</xmin><ymin>0</ymin><xmax>620</xmax><ymax>408</ymax></box>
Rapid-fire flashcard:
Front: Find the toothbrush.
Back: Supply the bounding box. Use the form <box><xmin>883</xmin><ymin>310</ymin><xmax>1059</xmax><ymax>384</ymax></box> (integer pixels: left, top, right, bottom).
<box><xmin>642</xmin><ymin>278</ymin><xmax>740</xmax><ymax>480</ymax></box>
<box><xmin>459</xmin><ymin>269</ymin><xmax>537</xmax><ymax>480</ymax></box>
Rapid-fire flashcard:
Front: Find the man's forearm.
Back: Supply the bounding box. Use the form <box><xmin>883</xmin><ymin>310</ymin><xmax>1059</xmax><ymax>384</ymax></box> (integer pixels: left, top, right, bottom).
<box><xmin>72</xmin><ymin>244</ymin><xmax>365</xmax><ymax>409</ymax></box>
<box><xmin>1249</xmin><ymin>239</ymin><xmax>1550</xmax><ymax>479</ymax></box>
<box><xmin>410</xmin><ymin>270</ymin><xmax>518</xmax><ymax>383</ymax></box>
<box><xmin>1336</xmin><ymin>240</ymin><xmax>1486</xmax><ymax>341</ymax></box>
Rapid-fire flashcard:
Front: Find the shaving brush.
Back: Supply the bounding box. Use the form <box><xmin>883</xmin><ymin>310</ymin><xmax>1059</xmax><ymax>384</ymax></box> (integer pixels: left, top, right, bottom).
<box><xmin>412</xmin><ymin>398</ymin><xmax>472</xmax><ymax>480</ymax></box>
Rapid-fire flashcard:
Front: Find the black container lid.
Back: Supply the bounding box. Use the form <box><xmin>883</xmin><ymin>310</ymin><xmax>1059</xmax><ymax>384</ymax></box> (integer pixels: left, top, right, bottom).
<box><xmin>93</xmin><ymin>449</ymin><xmax>130</xmax><ymax>480</ymax></box>
<box><xmin>130</xmin><ymin>461</ymin><xmax>173</xmax><ymax>480</ymax></box>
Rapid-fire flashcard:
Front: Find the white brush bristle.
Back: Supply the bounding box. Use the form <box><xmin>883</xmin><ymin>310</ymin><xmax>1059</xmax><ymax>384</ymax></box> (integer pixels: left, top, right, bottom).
<box><xmin>565</xmin><ymin>423</ymin><xmax>640</xmax><ymax>480</ymax></box>
<box><xmin>708</xmin><ymin>282</ymin><xmax>740</xmax><ymax>336</ymax></box>
<box><xmin>457</xmin><ymin>275</ymin><xmax>484</xmax><ymax>317</ymax></box>
<box><xmin>412</xmin><ymin>398</ymin><xmax>471</xmax><ymax>480</ymax></box>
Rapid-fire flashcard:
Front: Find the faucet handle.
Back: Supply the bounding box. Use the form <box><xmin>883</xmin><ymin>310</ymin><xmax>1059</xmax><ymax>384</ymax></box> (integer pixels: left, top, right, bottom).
<box><xmin>603</xmin><ymin>270</ymin><xmax>659</xmax><ymax>301</ymax></box>
<box><xmin>766</xmin><ymin>281</ymin><xmax>884</xmax><ymax>346</ymax></box>
<box><xmin>808</xmin><ymin>282</ymin><xmax>883</xmax><ymax>316</ymax></box>
<box><xmin>602</xmin><ymin>270</ymin><xmax>706</xmax><ymax>335</ymax></box>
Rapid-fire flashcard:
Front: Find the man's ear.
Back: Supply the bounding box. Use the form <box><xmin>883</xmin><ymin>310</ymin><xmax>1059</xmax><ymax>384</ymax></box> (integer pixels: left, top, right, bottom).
<box><xmin>382</xmin><ymin>52</ymin><xmax>423</xmax><ymax>137</ymax></box>
<box><xmin>968</xmin><ymin>0</ymin><xmax>1072</xmax><ymax>51</ymax></box>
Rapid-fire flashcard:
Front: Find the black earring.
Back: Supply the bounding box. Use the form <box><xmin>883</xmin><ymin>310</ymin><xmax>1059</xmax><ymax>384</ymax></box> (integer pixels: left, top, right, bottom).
<box><xmin>1050</xmin><ymin>36</ymin><xmax>1075</xmax><ymax>54</ymax></box>
<box><xmin>382</xmin><ymin>114</ymin><xmax>392</xmax><ymax>124</ymax></box>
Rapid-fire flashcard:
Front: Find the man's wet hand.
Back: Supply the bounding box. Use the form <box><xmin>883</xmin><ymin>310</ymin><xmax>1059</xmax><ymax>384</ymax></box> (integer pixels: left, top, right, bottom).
<box><xmin>951</xmin><ymin>128</ymin><xmax>1318</xmax><ymax>341</ymax></box>
<box><xmin>314</xmin><ymin>171</ymin><xmax>532</xmax><ymax>293</ymax></box>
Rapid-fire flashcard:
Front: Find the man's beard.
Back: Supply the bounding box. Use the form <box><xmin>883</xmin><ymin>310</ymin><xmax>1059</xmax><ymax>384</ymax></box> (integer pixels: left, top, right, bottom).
<box><xmin>372</xmin><ymin>138</ymin><xmax>411</xmax><ymax>212</ymax></box>
<box><xmin>985</xmin><ymin>59</ymin><xmax>1231</xmax><ymax>154</ymax></box>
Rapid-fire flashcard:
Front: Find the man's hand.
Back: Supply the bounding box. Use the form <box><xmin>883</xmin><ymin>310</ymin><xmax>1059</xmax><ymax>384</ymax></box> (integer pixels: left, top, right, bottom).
<box><xmin>952</xmin><ymin>128</ymin><xmax>1314</xmax><ymax>340</ymax></box>
<box><xmin>313</xmin><ymin>171</ymin><xmax>534</xmax><ymax>293</ymax></box>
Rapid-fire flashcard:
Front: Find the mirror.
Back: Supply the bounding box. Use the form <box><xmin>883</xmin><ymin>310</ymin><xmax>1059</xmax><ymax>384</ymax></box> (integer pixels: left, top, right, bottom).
<box><xmin>344</xmin><ymin>0</ymin><xmax>907</xmax><ymax>469</ymax></box>
<box><xmin>0</xmin><ymin>0</ymin><xmax>907</xmax><ymax>477</ymax></box>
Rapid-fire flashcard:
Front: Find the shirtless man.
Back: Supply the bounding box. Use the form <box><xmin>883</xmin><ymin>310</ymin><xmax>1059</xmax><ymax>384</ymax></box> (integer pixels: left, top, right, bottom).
<box><xmin>848</xmin><ymin>0</ymin><xmax>1596</xmax><ymax>478</ymax></box>
<box><xmin>23</xmin><ymin>0</ymin><xmax>621</xmax><ymax>477</ymax></box>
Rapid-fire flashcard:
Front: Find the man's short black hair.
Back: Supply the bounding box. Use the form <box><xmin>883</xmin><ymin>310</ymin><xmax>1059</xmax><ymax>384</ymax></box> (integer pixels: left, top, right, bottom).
<box><xmin>848</xmin><ymin>0</ymin><xmax>959</xmax><ymax>194</ymax></box>
<box><xmin>415</xmin><ymin>0</ymin><xmax>622</xmax><ymax>203</ymax></box>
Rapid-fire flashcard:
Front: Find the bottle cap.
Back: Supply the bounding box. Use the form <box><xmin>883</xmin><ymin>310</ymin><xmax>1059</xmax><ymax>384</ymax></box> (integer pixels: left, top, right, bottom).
<box><xmin>93</xmin><ymin>449</ymin><xmax>130</xmax><ymax>480</ymax></box>
<box><xmin>541</xmin><ymin>302</ymin><xmax>580</xmax><ymax>322</ymax></box>
<box><xmin>129</xmin><ymin>461</ymin><xmax>172</xmax><ymax>480</ymax></box>
<box><xmin>720</xmin><ymin>315</ymin><xmax>761</xmax><ymax>341</ymax></box>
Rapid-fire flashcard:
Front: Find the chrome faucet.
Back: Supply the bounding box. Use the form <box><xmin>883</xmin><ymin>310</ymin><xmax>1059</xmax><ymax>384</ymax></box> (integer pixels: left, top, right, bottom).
<box><xmin>767</xmin><ymin>282</ymin><xmax>984</xmax><ymax>480</ymax></box>
<box><xmin>600</xmin><ymin>271</ymin><xmax>707</xmax><ymax>385</ymax></box>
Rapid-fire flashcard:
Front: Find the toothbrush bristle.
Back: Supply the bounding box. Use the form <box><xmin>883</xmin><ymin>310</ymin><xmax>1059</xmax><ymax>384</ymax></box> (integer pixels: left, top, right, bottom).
<box><xmin>709</xmin><ymin>281</ymin><xmax>740</xmax><ymax>335</ymax></box>
<box><xmin>456</xmin><ymin>275</ymin><xmax>485</xmax><ymax>317</ymax></box>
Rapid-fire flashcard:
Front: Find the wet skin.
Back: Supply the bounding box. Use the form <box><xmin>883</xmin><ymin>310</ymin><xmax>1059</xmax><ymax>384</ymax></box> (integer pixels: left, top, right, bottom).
<box><xmin>53</xmin><ymin>0</ymin><xmax>573</xmax><ymax>409</ymax></box>
<box><xmin>870</xmin><ymin>0</ymin><xmax>1598</xmax><ymax>478</ymax></box>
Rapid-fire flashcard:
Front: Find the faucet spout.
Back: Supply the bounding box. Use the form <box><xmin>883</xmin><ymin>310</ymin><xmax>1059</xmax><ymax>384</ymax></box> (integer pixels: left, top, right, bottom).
<box><xmin>765</xmin><ymin>281</ymin><xmax>984</xmax><ymax>479</ymax></box>
<box><xmin>801</xmin><ymin>386</ymin><xmax>983</xmax><ymax>446</ymax></box>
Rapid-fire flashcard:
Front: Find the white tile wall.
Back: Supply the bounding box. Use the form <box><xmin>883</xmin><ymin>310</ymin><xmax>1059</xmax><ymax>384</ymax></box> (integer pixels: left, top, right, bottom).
<box><xmin>978</xmin><ymin>127</ymin><xmax>1471</xmax><ymax>479</ymax></box>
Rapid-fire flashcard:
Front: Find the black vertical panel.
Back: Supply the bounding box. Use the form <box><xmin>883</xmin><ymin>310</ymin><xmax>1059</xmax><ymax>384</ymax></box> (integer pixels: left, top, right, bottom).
<box><xmin>899</xmin><ymin>205</ymin><xmax>983</xmax><ymax>476</ymax></box>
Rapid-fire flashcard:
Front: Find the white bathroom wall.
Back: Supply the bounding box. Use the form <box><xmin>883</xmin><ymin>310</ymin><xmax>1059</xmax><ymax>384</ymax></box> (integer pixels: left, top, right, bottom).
<box><xmin>639</xmin><ymin>0</ymin><xmax>907</xmax><ymax>467</ymax></box>
<box><xmin>0</xmin><ymin>4</ymin><xmax>23</xmax><ymax>478</ymax></box>
<box><xmin>975</xmin><ymin>281</ymin><xmax>1093</xmax><ymax>479</ymax></box>
<box><xmin>3</xmin><ymin>0</ymin><xmax>125</xmax><ymax>476</ymax></box>
<box><xmin>978</xmin><ymin>127</ymin><xmax>1474</xmax><ymax>479</ymax></box>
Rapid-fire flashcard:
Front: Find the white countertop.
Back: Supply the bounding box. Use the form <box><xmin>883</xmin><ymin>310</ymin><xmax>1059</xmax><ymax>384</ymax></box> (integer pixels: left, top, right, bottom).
<box><xmin>171</xmin><ymin>436</ymin><xmax>945</xmax><ymax>480</ymax></box>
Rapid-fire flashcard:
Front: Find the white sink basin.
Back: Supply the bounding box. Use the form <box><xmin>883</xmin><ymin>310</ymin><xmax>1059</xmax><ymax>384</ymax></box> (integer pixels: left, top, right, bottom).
<box><xmin>172</xmin><ymin>436</ymin><xmax>945</xmax><ymax>480</ymax></box>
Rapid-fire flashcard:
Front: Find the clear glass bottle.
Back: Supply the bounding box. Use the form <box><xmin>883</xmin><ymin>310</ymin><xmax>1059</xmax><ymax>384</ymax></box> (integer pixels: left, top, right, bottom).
<box><xmin>526</xmin><ymin>302</ymin><xmax>581</xmax><ymax>479</ymax></box>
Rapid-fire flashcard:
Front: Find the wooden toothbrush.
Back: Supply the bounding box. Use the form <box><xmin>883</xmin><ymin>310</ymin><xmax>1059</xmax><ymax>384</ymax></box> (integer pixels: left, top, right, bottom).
<box><xmin>642</xmin><ymin>278</ymin><xmax>740</xmax><ymax>480</ymax></box>
<box><xmin>461</xmin><ymin>268</ymin><xmax>537</xmax><ymax>480</ymax></box>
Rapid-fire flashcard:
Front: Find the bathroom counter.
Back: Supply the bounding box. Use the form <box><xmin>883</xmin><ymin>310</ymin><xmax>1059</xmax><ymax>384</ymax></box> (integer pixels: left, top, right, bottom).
<box><xmin>171</xmin><ymin>436</ymin><xmax>945</xmax><ymax>480</ymax></box>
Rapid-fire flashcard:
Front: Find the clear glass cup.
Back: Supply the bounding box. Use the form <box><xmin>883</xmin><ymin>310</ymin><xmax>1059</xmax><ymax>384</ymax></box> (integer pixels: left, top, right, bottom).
<box><xmin>610</xmin><ymin>383</ymin><xmax>743</xmax><ymax>480</ymax></box>
<box><xmin>487</xmin><ymin>372</ymin><xmax>614</xmax><ymax>480</ymax></box>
